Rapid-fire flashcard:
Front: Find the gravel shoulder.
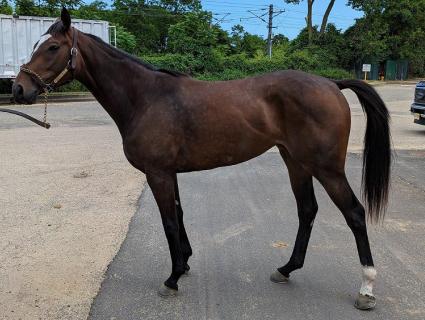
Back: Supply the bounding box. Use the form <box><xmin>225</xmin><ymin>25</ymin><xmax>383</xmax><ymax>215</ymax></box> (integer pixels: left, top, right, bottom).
<box><xmin>0</xmin><ymin>103</ymin><xmax>144</xmax><ymax>320</ymax></box>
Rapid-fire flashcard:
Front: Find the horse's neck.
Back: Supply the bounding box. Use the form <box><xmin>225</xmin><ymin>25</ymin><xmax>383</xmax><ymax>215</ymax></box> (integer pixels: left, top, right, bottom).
<box><xmin>75</xmin><ymin>35</ymin><xmax>156</xmax><ymax>135</ymax></box>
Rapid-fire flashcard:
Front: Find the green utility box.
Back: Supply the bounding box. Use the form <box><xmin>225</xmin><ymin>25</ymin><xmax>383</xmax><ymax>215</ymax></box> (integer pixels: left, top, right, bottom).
<box><xmin>385</xmin><ymin>60</ymin><xmax>408</xmax><ymax>80</ymax></box>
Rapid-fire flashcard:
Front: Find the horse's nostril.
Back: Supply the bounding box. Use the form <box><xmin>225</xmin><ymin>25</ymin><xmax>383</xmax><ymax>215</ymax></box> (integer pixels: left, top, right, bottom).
<box><xmin>13</xmin><ymin>84</ymin><xmax>24</xmax><ymax>98</ymax></box>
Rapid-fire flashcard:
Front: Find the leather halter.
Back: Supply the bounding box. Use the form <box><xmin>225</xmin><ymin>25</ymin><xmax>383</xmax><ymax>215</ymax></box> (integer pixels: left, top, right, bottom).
<box><xmin>0</xmin><ymin>27</ymin><xmax>79</xmax><ymax>129</ymax></box>
<box><xmin>20</xmin><ymin>27</ymin><xmax>79</xmax><ymax>93</ymax></box>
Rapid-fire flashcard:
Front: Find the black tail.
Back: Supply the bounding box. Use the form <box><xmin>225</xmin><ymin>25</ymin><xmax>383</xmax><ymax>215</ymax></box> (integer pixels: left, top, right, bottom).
<box><xmin>333</xmin><ymin>80</ymin><xmax>391</xmax><ymax>222</ymax></box>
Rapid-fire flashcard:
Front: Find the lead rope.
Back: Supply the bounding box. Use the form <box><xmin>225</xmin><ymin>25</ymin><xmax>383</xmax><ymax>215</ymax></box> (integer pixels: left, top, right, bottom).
<box><xmin>43</xmin><ymin>90</ymin><xmax>48</xmax><ymax>128</ymax></box>
<box><xmin>19</xmin><ymin>65</ymin><xmax>50</xmax><ymax>128</ymax></box>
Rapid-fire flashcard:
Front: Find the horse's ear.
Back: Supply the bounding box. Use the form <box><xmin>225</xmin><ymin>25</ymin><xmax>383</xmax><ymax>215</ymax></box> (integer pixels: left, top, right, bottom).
<box><xmin>61</xmin><ymin>7</ymin><xmax>71</xmax><ymax>31</ymax></box>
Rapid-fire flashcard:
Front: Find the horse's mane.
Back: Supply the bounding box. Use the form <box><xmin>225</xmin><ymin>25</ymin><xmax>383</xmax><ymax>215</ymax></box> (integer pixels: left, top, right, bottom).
<box><xmin>47</xmin><ymin>20</ymin><xmax>188</xmax><ymax>78</ymax></box>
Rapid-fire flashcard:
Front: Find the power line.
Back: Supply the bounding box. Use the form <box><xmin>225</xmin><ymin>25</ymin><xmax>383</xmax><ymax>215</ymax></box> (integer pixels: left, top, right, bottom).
<box><xmin>242</xmin><ymin>4</ymin><xmax>284</xmax><ymax>58</ymax></box>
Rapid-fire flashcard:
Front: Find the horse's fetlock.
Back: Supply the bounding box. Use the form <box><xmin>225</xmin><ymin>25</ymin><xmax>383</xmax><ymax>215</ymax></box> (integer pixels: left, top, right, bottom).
<box><xmin>290</xmin><ymin>258</ymin><xmax>304</xmax><ymax>270</ymax></box>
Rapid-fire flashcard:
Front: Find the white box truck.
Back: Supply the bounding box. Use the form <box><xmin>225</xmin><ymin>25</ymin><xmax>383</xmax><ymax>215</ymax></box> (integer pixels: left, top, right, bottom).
<box><xmin>0</xmin><ymin>14</ymin><xmax>110</xmax><ymax>79</ymax></box>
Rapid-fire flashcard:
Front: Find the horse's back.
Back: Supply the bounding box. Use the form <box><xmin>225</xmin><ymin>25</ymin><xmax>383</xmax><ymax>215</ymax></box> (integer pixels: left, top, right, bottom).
<box><xmin>125</xmin><ymin>70</ymin><xmax>351</xmax><ymax>173</ymax></box>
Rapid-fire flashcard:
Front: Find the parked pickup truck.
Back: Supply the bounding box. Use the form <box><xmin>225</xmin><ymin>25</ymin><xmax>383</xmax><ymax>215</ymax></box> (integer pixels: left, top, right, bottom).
<box><xmin>411</xmin><ymin>81</ymin><xmax>425</xmax><ymax>125</ymax></box>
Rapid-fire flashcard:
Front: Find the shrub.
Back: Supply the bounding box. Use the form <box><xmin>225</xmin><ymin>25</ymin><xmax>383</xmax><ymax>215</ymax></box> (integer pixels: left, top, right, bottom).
<box><xmin>285</xmin><ymin>49</ymin><xmax>320</xmax><ymax>71</ymax></box>
<box><xmin>312</xmin><ymin>68</ymin><xmax>355</xmax><ymax>79</ymax></box>
<box><xmin>56</xmin><ymin>81</ymin><xmax>87</xmax><ymax>92</ymax></box>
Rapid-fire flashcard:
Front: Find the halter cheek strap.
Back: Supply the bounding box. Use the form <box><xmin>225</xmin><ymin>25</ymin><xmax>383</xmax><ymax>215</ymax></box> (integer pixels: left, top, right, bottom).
<box><xmin>20</xmin><ymin>27</ymin><xmax>79</xmax><ymax>93</ymax></box>
<box><xmin>0</xmin><ymin>27</ymin><xmax>79</xmax><ymax>129</ymax></box>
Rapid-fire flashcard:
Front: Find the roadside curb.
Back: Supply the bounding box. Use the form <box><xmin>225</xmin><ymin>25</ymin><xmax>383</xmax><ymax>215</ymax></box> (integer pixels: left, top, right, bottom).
<box><xmin>0</xmin><ymin>93</ymin><xmax>95</xmax><ymax>105</ymax></box>
<box><xmin>367</xmin><ymin>81</ymin><xmax>417</xmax><ymax>86</ymax></box>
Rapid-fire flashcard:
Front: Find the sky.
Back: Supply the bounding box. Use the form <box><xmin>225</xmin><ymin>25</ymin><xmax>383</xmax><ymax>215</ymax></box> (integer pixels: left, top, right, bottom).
<box><xmin>200</xmin><ymin>0</ymin><xmax>364</xmax><ymax>39</ymax></box>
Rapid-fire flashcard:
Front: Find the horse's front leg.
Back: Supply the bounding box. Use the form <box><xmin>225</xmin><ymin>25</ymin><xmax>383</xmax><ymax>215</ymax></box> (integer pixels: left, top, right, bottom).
<box><xmin>147</xmin><ymin>171</ymin><xmax>186</xmax><ymax>297</ymax></box>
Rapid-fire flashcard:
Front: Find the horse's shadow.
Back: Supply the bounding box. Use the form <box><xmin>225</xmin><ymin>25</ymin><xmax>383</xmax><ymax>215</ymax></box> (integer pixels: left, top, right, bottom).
<box><xmin>88</xmin><ymin>154</ymin><xmax>410</xmax><ymax>320</ymax></box>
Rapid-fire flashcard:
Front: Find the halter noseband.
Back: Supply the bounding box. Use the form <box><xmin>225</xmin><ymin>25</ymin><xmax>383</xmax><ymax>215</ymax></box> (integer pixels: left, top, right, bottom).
<box><xmin>20</xmin><ymin>27</ymin><xmax>79</xmax><ymax>93</ymax></box>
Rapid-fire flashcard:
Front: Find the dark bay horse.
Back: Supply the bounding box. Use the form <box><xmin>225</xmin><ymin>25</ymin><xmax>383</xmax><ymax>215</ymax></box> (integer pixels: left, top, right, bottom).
<box><xmin>13</xmin><ymin>9</ymin><xmax>390</xmax><ymax>310</ymax></box>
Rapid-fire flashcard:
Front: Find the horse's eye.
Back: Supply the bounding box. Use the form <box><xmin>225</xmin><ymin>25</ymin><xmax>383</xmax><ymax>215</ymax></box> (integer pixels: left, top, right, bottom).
<box><xmin>48</xmin><ymin>45</ymin><xmax>60</xmax><ymax>51</ymax></box>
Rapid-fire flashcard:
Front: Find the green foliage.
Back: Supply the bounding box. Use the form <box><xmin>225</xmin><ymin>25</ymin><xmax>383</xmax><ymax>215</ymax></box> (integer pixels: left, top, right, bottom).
<box><xmin>0</xmin><ymin>0</ymin><xmax>13</xmax><ymax>14</ymax></box>
<box><xmin>152</xmin><ymin>0</ymin><xmax>201</xmax><ymax>12</ymax></box>
<box><xmin>4</xmin><ymin>0</ymin><xmax>422</xmax><ymax>96</ymax></box>
<box><xmin>165</xmin><ymin>11</ymin><xmax>225</xmax><ymax>73</ymax></box>
<box><xmin>312</xmin><ymin>68</ymin><xmax>354</xmax><ymax>79</ymax></box>
<box><xmin>286</xmin><ymin>49</ymin><xmax>320</xmax><ymax>71</ymax></box>
<box><xmin>229</xmin><ymin>25</ymin><xmax>265</xmax><ymax>57</ymax></box>
<box><xmin>399</xmin><ymin>29</ymin><xmax>425</xmax><ymax>77</ymax></box>
<box><xmin>167</xmin><ymin>11</ymin><xmax>216</xmax><ymax>55</ymax></box>
<box><xmin>56</xmin><ymin>80</ymin><xmax>87</xmax><ymax>92</ymax></box>
<box><xmin>346</xmin><ymin>0</ymin><xmax>425</xmax><ymax>75</ymax></box>
<box><xmin>144</xmin><ymin>53</ymin><xmax>199</xmax><ymax>73</ymax></box>
<box><xmin>15</xmin><ymin>0</ymin><xmax>82</xmax><ymax>16</ymax></box>
<box><xmin>343</xmin><ymin>18</ymin><xmax>390</xmax><ymax>66</ymax></box>
<box><xmin>15</xmin><ymin>0</ymin><xmax>39</xmax><ymax>15</ymax></box>
<box><xmin>72</xmin><ymin>1</ymin><xmax>108</xmax><ymax>20</ymax></box>
<box><xmin>115</xmin><ymin>25</ymin><xmax>137</xmax><ymax>54</ymax></box>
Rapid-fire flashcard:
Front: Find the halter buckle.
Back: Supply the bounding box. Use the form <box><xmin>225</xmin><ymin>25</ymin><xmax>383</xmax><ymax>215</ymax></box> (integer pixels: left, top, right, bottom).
<box><xmin>45</xmin><ymin>84</ymin><xmax>54</xmax><ymax>93</ymax></box>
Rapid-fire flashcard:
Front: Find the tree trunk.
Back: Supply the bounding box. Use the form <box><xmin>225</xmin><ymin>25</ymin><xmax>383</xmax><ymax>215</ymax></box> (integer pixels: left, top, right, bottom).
<box><xmin>319</xmin><ymin>0</ymin><xmax>336</xmax><ymax>36</ymax></box>
<box><xmin>307</xmin><ymin>0</ymin><xmax>314</xmax><ymax>45</ymax></box>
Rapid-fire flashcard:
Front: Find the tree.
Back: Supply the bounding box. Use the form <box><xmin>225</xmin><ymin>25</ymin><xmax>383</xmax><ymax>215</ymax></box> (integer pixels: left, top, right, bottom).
<box><xmin>168</xmin><ymin>11</ymin><xmax>217</xmax><ymax>55</ymax></box>
<box><xmin>14</xmin><ymin>0</ymin><xmax>83</xmax><ymax>16</ymax></box>
<box><xmin>112</xmin><ymin>0</ymin><xmax>180</xmax><ymax>53</ymax></box>
<box><xmin>347</xmin><ymin>0</ymin><xmax>425</xmax><ymax>76</ymax></box>
<box><xmin>72</xmin><ymin>0</ymin><xmax>107</xmax><ymax>20</ymax></box>
<box><xmin>319</xmin><ymin>0</ymin><xmax>335</xmax><ymax>35</ymax></box>
<box><xmin>14</xmin><ymin>0</ymin><xmax>39</xmax><ymax>15</ymax></box>
<box><xmin>230</xmin><ymin>24</ymin><xmax>244</xmax><ymax>54</ymax></box>
<box><xmin>151</xmin><ymin>0</ymin><xmax>201</xmax><ymax>12</ymax></box>
<box><xmin>283</xmin><ymin>0</ymin><xmax>337</xmax><ymax>45</ymax></box>
<box><xmin>229</xmin><ymin>24</ymin><xmax>265</xmax><ymax>57</ymax></box>
<box><xmin>116</xmin><ymin>25</ymin><xmax>137</xmax><ymax>53</ymax></box>
<box><xmin>241</xmin><ymin>33</ymin><xmax>265</xmax><ymax>57</ymax></box>
<box><xmin>0</xmin><ymin>0</ymin><xmax>12</xmax><ymax>14</ymax></box>
<box><xmin>273</xmin><ymin>34</ymin><xmax>289</xmax><ymax>46</ymax></box>
<box><xmin>42</xmin><ymin>0</ymin><xmax>83</xmax><ymax>15</ymax></box>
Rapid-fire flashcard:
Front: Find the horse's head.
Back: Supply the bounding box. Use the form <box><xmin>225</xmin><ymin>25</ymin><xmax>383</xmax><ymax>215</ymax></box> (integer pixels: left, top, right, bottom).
<box><xmin>13</xmin><ymin>8</ymin><xmax>77</xmax><ymax>104</ymax></box>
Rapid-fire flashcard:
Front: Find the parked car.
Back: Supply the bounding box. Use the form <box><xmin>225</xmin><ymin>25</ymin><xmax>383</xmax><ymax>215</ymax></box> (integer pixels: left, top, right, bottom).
<box><xmin>411</xmin><ymin>81</ymin><xmax>425</xmax><ymax>125</ymax></box>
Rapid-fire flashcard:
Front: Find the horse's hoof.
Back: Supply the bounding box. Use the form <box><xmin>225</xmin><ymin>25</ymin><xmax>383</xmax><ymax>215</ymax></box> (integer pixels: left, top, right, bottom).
<box><xmin>158</xmin><ymin>284</ymin><xmax>178</xmax><ymax>298</ymax></box>
<box><xmin>270</xmin><ymin>270</ymin><xmax>289</xmax><ymax>283</ymax></box>
<box><xmin>354</xmin><ymin>293</ymin><xmax>376</xmax><ymax>310</ymax></box>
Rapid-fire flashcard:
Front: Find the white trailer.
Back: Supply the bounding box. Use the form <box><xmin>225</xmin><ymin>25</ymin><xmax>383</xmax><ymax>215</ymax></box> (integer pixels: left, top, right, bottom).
<box><xmin>0</xmin><ymin>14</ymin><xmax>110</xmax><ymax>79</ymax></box>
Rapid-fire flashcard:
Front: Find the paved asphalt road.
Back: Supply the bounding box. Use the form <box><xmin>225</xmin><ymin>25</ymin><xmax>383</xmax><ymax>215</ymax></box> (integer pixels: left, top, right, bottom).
<box><xmin>89</xmin><ymin>151</ymin><xmax>425</xmax><ymax>320</ymax></box>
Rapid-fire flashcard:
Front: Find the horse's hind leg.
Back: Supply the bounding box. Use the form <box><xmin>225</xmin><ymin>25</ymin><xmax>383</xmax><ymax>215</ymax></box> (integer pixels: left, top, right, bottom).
<box><xmin>270</xmin><ymin>147</ymin><xmax>318</xmax><ymax>283</ymax></box>
<box><xmin>173</xmin><ymin>175</ymin><xmax>192</xmax><ymax>272</ymax></box>
<box><xmin>317</xmin><ymin>170</ymin><xmax>376</xmax><ymax>310</ymax></box>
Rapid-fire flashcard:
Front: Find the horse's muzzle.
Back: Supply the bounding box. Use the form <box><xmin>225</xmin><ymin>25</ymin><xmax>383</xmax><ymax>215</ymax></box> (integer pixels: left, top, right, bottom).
<box><xmin>12</xmin><ymin>83</ymin><xmax>38</xmax><ymax>104</ymax></box>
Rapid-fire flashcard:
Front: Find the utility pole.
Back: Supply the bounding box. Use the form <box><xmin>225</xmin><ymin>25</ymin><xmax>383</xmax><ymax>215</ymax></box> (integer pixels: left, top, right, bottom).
<box><xmin>247</xmin><ymin>4</ymin><xmax>284</xmax><ymax>59</ymax></box>
<box><xmin>267</xmin><ymin>5</ymin><xmax>273</xmax><ymax>59</ymax></box>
